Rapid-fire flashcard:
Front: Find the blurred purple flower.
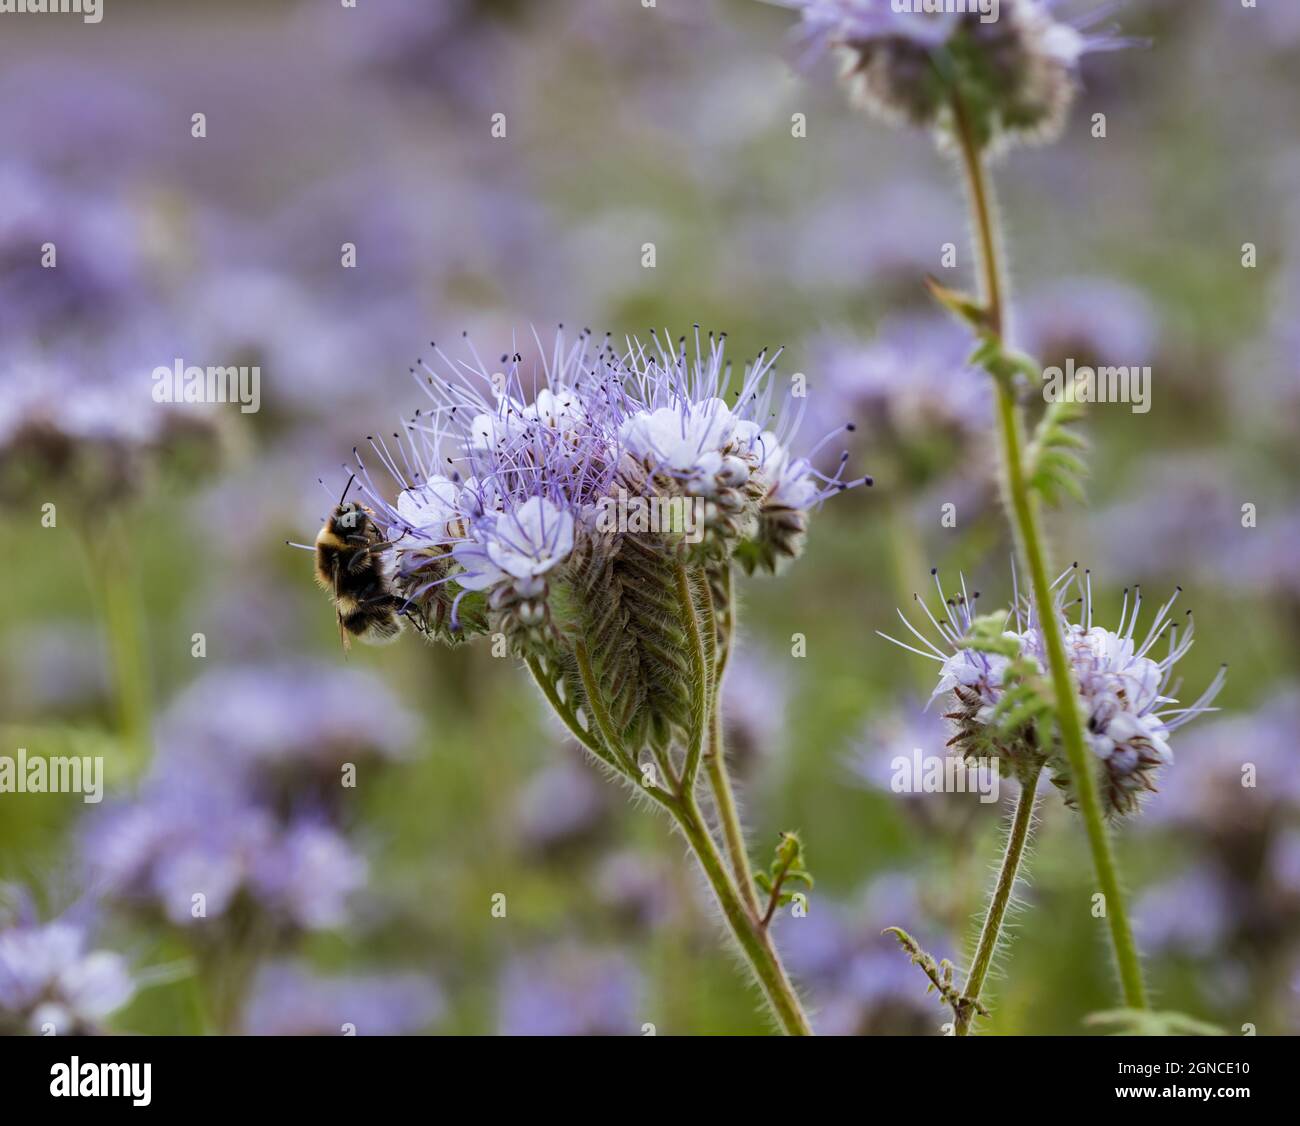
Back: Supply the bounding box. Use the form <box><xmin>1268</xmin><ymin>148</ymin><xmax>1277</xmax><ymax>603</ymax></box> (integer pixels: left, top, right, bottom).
<box><xmin>1081</xmin><ymin>453</ymin><xmax>1239</xmax><ymax>583</ymax></box>
<box><xmin>1134</xmin><ymin>868</ymin><xmax>1232</xmax><ymax>958</ymax></box>
<box><xmin>848</xmin><ymin>698</ymin><xmax>953</xmax><ymax>796</ymax></box>
<box><xmin>1229</xmin><ymin>505</ymin><xmax>1300</xmax><ymax>603</ymax></box>
<box><xmin>86</xmin><ymin>788</ymin><xmax>368</xmax><ymax>934</ymax></box>
<box><xmin>497</xmin><ymin>945</ymin><xmax>641</xmax><ymax>1036</ymax></box>
<box><xmin>593</xmin><ymin>851</ymin><xmax>676</xmax><ymax>930</ymax></box>
<box><xmin>0</xmin><ymin>890</ymin><xmax>134</xmax><ymax>1036</ymax></box>
<box><xmin>0</xmin><ymin>161</ymin><xmax>148</xmax><ymax>340</ymax></box>
<box><xmin>84</xmin><ymin>663</ymin><xmax>393</xmax><ymax>933</ymax></box>
<box><xmin>0</xmin><ymin>326</ymin><xmax>225</xmax><ymax>509</ymax></box>
<box><xmin>302</xmin><ymin>0</ymin><xmax>517</xmax><ymax>109</ymax></box>
<box><xmin>807</xmin><ymin>313</ymin><xmax>991</xmax><ymax>488</ymax></box>
<box><xmin>1271</xmin><ymin>830</ymin><xmax>1300</xmax><ymax>898</ymax></box>
<box><xmin>720</xmin><ymin>642</ymin><xmax>790</xmax><ymax>773</ymax></box>
<box><xmin>1016</xmin><ymin>275</ymin><xmax>1160</xmax><ymax>365</ymax></box>
<box><xmin>775</xmin><ymin>873</ymin><xmax>951</xmax><ymax>1035</ymax></box>
<box><xmin>785</xmin><ymin>179</ymin><xmax>963</xmax><ymax>292</ymax></box>
<box><xmin>514</xmin><ymin>759</ymin><xmax>610</xmax><ymax>853</ymax></box>
<box><xmin>0</xmin><ymin>622</ymin><xmax>110</xmax><ymax>718</ymax></box>
<box><xmin>0</xmin><ymin>65</ymin><xmax>168</xmax><ymax>179</ymax></box>
<box><xmin>778</xmin><ymin>0</ymin><xmax>1136</xmax><ymax>140</ymax></box>
<box><xmin>250</xmin><ymin>821</ymin><xmax>370</xmax><ymax>932</ymax></box>
<box><xmin>154</xmin><ymin>661</ymin><xmax>416</xmax><ymax>785</ymax></box>
<box><xmin>243</xmin><ymin>960</ymin><xmax>443</xmax><ymax>1036</ymax></box>
<box><xmin>1146</xmin><ymin>688</ymin><xmax>1300</xmax><ymax>830</ymax></box>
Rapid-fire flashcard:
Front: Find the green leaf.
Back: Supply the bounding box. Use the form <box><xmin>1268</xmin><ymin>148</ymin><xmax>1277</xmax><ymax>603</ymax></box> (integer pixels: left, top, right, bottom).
<box><xmin>1085</xmin><ymin>1009</ymin><xmax>1226</xmax><ymax>1037</ymax></box>
<box><xmin>924</xmin><ymin>274</ymin><xmax>991</xmax><ymax>332</ymax></box>
<box><xmin>1026</xmin><ymin>397</ymin><xmax>1090</xmax><ymax>506</ymax></box>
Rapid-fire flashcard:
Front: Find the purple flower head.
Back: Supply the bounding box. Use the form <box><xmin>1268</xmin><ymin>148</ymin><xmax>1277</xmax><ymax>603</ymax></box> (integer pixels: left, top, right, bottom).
<box><xmin>243</xmin><ymin>960</ymin><xmax>443</xmax><ymax>1036</ymax></box>
<box><xmin>883</xmin><ymin>565</ymin><xmax>1225</xmax><ymax>815</ymax></box>
<box><xmin>777</xmin><ymin>0</ymin><xmax>1137</xmax><ymax>146</ymax></box>
<box><xmin>319</xmin><ymin>327</ymin><xmax>866</xmax><ymax>763</ymax></box>
<box><xmin>783</xmin><ymin>0</ymin><xmax>960</xmax><ymax>61</ymax></box>
<box><xmin>0</xmin><ymin>889</ymin><xmax>135</xmax><ymax>1036</ymax></box>
<box><xmin>352</xmin><ymin>327</ymin><xmax>863</xmax><ymax>543</ymax></box>
<box><xmin>346</xmin><ymin>329</ymin><xmax>619</xmax><ymax>635</ymax></box>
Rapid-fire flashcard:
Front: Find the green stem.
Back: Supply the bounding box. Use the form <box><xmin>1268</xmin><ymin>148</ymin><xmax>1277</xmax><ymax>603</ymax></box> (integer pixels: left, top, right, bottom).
<box><xmin>525</xmin><ymin>655</ymin><xmax>607</xmax><ymax>760</ymax></box>
<box><xmin>568</xmin><ymin>571</ymin><xmax>812</xmax><ymax>1034</ymax></box>
<box><xmin>669</xmin><ymin>794</ymin><xmax>813</xmax><ymax>1035</ymax></box>
<box><xmin>705</xmin><ymin>709</ymin><xmax>762</xmax><ymax>916</ymax></box>
<box><xmin>955</xmin><ymin>765</ymin><xmax>1041</xmax><ymax>1035</ymax></box>
<box><xmin>702</xmin><ymin>567</ymin><xmax>763</xmax><ymax>915</ymax></box>
<box><xmin>951</xmin><ymin>94</ymin><xmax>1147</xmax><ymax>1010</ymax></box>
<box><xmin>78</xmin><ymin>520</ymin><xmax>152</xmax><ymax>774</ymax></box>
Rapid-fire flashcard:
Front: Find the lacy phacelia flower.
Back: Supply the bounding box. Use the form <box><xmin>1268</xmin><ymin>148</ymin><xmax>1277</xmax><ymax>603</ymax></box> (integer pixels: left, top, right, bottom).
<box><xmin>0</xmin><ymin>896</ymin><xmax>135</xmax><ymax>1036</ymax></box>
<box><xmin>883</xmin><ymin>566</ymin><xmax>1225</xmax><ymax>816</ymax></box>
<box><xmin>335</xmin><ymin>328</ymin><xmax>866</xmax><ymax>756</ymax></box>
<box><xmin>781</xmin><ymin>0</ymin><xmax>1134</xmax><ymax>146</ymax></box>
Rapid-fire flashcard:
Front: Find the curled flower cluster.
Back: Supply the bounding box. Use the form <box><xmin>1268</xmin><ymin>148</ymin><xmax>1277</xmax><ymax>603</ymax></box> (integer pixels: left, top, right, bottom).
<box><xmin>884</xmin><ymin>566</ymin><xmax>1226</xmax><ymax>816</ymax></box>
<box><xmin>784</xmin><ymin>0</ymin><xmax>1134</xmax><ymax>147</ymax></box>
<box><xmin>346</xmin><ymin>327</ymin><xmax>865</xmax><ymax>756</ymax></box>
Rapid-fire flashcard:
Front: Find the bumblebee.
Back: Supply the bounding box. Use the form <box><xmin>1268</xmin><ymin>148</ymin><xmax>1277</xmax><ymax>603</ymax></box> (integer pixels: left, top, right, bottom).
<box><xmin>314</xmin><ymin>481</ymin><xmax>404</xmax><ymax>648</ymax></box>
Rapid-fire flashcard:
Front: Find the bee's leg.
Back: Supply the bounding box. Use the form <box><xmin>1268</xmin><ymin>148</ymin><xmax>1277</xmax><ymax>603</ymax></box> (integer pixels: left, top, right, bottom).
<box><xmin>345</xmin><ymin>547</ymin><xmax>377</xmax><ymax>575</ymax></box>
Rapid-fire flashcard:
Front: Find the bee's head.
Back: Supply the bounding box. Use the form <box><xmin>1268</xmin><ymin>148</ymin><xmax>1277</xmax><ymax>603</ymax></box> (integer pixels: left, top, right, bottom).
<box><xmin>330</xmin><ymin>500</ymin><xmax>371</xmax><ymax>535</ymax></box>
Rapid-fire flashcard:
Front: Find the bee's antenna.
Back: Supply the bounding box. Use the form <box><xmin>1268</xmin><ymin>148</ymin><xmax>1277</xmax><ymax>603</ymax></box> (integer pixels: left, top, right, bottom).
<box><xmin>338</xmin><ymin>473</ymin><xmax>358</xmax><ymax>506</ymax></box>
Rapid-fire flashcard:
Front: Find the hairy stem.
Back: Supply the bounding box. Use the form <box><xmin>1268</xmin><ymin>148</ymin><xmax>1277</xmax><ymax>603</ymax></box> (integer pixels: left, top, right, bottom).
<box><xmin>567</xmin><ymin>570</ymin><xmax>812</xmax><ymax>1034</ymax></box>
<box><xmin>955</xmin><ymin>765</ymin><xmax>1041</xmax><ymax>1035</ymax></box>
<box><xmin>702</xmin><ymin>567</ymin><xmax>762</xmax><ymax>914</ymax></box>
<box><xmin>669</xmin><ymin>794</ymin><xmax>813</xmax><ymax>1035</ymax></box>
<box><xmin>525</xmin><ymin>655</ymin><xmax>611</xmax><ymax>762</ymax></box>
<box><xmin>951</xmin><ymin>93</ymin><xmax>1147</xmax><ymax>1009</ymax></box>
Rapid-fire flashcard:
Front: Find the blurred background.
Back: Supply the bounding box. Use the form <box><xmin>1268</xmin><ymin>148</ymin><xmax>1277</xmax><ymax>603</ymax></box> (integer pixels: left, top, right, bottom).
<box><xmin>1</xmin><ymin>0</ymin><xmax>1298</xmax><ymax>1035</ymax></box>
